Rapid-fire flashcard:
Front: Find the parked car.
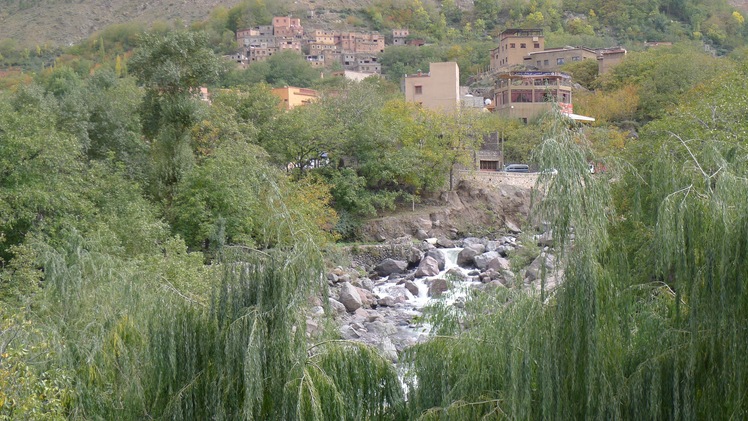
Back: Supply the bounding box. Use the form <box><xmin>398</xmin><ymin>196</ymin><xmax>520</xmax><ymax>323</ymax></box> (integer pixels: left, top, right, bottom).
<box><xmin>504</xmin><ymin>164</ymin><xmax>530</xmax><ymax>173</ymax></box>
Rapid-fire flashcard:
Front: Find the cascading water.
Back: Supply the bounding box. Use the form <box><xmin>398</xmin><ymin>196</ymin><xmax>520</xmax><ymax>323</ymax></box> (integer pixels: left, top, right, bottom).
<box><xmin>372</xmin><ymin>247</ymin><xmax>482</xmax><ymax>336</ymax></box>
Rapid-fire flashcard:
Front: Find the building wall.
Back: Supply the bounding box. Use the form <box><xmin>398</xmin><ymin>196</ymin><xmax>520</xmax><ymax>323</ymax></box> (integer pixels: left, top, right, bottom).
<box><xmin>271</xmin><ymin>87</ymin><xmax>319</xmax><ymax>110</ymax></box>
<box><xmin>493</xmin><ymin>72</ymin><xmax>573</xmax><ymax>122</ymax></box>
<box><xmin>456</xmin><ymin>170</ymin><xmax>539</xmax><ymax>190</ymax></box>
<box><xmin>403</xmin><ymin>62</ymin><xmax>460</xmax><ymax>112</ymax></box>
<box><xmin>597</xmin><ymin>49</ymin><xmax>626</xmax><ymax>74</ymax></box>
<box><xmin>525</xmin><ymin>48</ymin><xmax>597</xmax><ymax>70</ymax></box>
<box><xmin>490</xmin><ymin>29</ymin><xmax>544</xmax><ymax>71</ymax></box>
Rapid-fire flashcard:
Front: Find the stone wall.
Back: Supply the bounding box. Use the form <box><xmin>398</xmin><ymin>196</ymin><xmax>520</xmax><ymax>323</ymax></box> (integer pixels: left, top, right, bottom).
<box><xmin>456</xmin><ymin>170</ymin><xmax>539</xmax><ymax>190</ymax></box>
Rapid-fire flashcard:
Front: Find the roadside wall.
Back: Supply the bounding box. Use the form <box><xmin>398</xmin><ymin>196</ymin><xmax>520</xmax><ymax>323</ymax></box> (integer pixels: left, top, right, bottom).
<box><xmin>456</xmin><ymin>170</ymin><xmax>539</xmax><ymax>190</ymax></box>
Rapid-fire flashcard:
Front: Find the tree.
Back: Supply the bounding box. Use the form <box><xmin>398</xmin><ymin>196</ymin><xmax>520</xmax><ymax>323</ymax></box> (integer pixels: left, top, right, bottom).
<box><xmin>128</xmin><ymin>31</ymin><xmax>222</xmax><ymax>201</ymax></box>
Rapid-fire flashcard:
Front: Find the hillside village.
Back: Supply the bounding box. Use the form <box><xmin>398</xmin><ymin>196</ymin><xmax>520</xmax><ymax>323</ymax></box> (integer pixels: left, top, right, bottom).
<box><xmin>231</xmin><ymin>16</ymin><xmax>628</xmax><ymax>174</ymax></box>
<box><xmin>228</xmin><ymin>14</ymin><xmax>628</xmax><ymax>117</ymax></box>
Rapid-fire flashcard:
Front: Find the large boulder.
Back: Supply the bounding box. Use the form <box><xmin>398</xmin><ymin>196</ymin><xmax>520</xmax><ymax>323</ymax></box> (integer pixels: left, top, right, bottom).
<box><xmin>474</xmin><ymin>251</ymin><xmax>500</xmax><ymax>270</ymax></box>
<box><xmin>425</xmin><ymin>249</ymin><xmax>446</xmax><ymax>271</ymax></box>
<box><xmin>403</xmin><ymin>280</ymin><xmax>420</xmax><ymax>297</ymax></box>
<box><xmin>436</xmin><ymin>237</ymin><xmax>455</xmax><ymax>248</ymax></box>
<box><xmin>407</xmin><ymin>246</ymin><xmax>424</xmax><ymax>266</ymax></box>
<box><xmin>415</xmin><ymin>256</ymin><xmax>440</xmax><ymax>277</ymax></box>
<box><xmin>328</xmin><ymin>298</ymin><xmax>347</xmax><ymax>315</ymax></box>
<box><xmin>339</xmin><ymin>282</ymin><xmax>363</xmax><ymax>312</ymax></box>
<box><xmin>487</xmin><ymin>256</ymin><xmax>512</xmax><ymax>272</ymax></box>
<box><xmin>356</xmin><ymin>287</ymin><xmax>377</xmax><ymax>308</ymax></box>
<box><xmin>457</xmin><ymin>246</ymin><xmax>481</xmax><ymax>267</ymax></box>
<box><xmin>428</xmin><ymin>278</ymin><xmax>449</xmax><ymax>297</ymax></box>
<box><xmin>445</xmin><ymin>267</ymin><xmax>467</xmax><ymax>281</ymax></box>
<box><xmin>462</xmin><ymin>237</ymin><xmax>484</xmax><ymax>248</ymax></box>
<box><xmin>525</xmin><ymin>253</ymin><xmax>555</xmax><ymax>282</ymax></box>
<box><xmin>373</xmin><ymin>258</ymin><xmax>408</xmax><ymax>277</ymax></box>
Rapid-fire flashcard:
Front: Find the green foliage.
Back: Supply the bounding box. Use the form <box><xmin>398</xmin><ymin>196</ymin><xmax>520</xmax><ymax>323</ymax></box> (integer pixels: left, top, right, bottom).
<box><xmin>169</xmin><ymin>139</ymin><xmax>336</xmax><ymax>251</ymax></box>
<box><xmin>560</xmin><ymin>56</ymin><xmax>599</xmax><ymax>89</ymax></box>
<box><xmin>597</xmin><ymin>42</ymin><xmax>732</xmax><ymax>122</ymax></box>
<box><xmin>129</xmin><ymin>31</ymin><xmax>222</xmax><ymax>201</ymax></box>
<box><xmin>222</xmin><ymin>50</ymin><xmax>320</xmax><ymax>88</ymax></box>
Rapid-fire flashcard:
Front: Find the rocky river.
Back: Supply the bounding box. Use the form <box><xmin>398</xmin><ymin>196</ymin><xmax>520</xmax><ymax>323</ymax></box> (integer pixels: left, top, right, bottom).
<box><xmin>310</xmin><ymin>231</ymin><xmax>563</xmax><ymax>362</ymax></box>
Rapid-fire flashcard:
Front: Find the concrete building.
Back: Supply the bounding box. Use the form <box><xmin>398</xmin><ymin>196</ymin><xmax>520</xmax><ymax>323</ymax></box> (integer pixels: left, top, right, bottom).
<box><xmin>402</xmin><ymin>62</ymin><xmax>460</xmax><ymax>112</ymax></box>
<box><xmin>490</xmin><ymin>29</ymin><xmax>544</xmax><ymax>71</ymax></box>
<box><xmin>597</xmin><ymin>47</ymin><xmax>627</xmax><ymax>74</ymax></box>
<box><xmin>356</xmin><ymin>56</ymin><xmax>381</xmax><ymax>73</ymax></box>
<box><xmin>305</xmin><ymin>55</ymin><xmax>326</xmax><ymax>68</ymax></box>
<box><xmin>492</xmin><ymin>71</ymin><xmax>574</xmax><ymax>123</ymax></box>
<box><xmin>524</xmin><ymin>46</ymin><xmax>598</xmax><ymax>71</ymax></box>
<box><xmin>311</xmin><ymin>29</ymin><xmax>337</xmax><ymax>45</ymax></box>
<box><xmin>272</xmin><ymin>16</ymin><xmax>303</xmax><ymax>37</ymax></box>
<box><xmin>332</xmin><ymin>70</ymin><xmax>381</xmax><ymax>82</ymax></box>
<box><xmin>339</xmin><ymin>32</ymin><xmax>385</xmax><ymax>54</ymax></box>
<box><xmin>271</xmin><ymin>86</ymin><xmax>319</xmax><ymax>110</ymax></box>
<box><xmin>393</xmin><ymin>29</ymin><xmax>409</xmax><ymax>45</ymax></box>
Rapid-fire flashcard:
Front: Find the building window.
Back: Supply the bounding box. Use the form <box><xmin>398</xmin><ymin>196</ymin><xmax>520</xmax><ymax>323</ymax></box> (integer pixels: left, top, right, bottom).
<box><xmin>544</xmin><ymin>59</ymin><xmax>549</xmax><ymax>66</ymax></box>
<box><xmin>480</xmin><ymin>160</ymin><xmax>499</xmax><ymax>171</ymax></box>
<box><xmin>520</xmin><ymin>43</ymin><xmax>526</xmax><ymax>48</ymax></box>
<box><xmin>415</xmin><ymin>85</ymin><xmax>422</xmax><ymax>95</ymax></box>
<box><xmin>537</xmin><ymin>60</ymin><xmax>541</xmax><ymax>67</ymax></box>
<box><xmin>534</xmin><ymin>42</ymin><xmax>540</xmax><ymax>48</ymax></box>
<box><xmin>572</xmin><ymin>56</ymin><xmax>581</xmax><ymax>61</ymax></box>
<box><xmin>510</xmin><ymin>43</ymin><xmax>516</xmax><ymax>48</ymax></box>
<box><xmin>556</xmin><ymin>57</ymin><xmax>565</xmax><ymax>65</ymax></box>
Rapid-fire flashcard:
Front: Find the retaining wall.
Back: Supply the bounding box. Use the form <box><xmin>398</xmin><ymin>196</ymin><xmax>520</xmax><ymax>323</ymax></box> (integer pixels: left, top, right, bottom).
<box><xmin>456</xmin><ymin>170</ymin><xmax>539</xmax><ymax>190</ymax></box>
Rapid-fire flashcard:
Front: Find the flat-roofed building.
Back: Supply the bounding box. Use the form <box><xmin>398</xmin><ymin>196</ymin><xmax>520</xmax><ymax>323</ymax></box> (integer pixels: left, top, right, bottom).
<box><xmin>402</xmin><ymin>62</ymin><xmax>460</xmax><ymax>112</ymax></box>
<box><xmin>272</xmin><ymin>86</ymin><xmax>319</xmax><ymax>110</ymax></box>
<box><xmin>524</xmin><ymin>46</ymin><xmax>598</xmax><ymax>70</ymax></box>
<box><xmin>490</xmin><ymin>29</ymin><xmax>544</xmax><ymax>71</ymax></box>
<box><xmin>597</xmin><ymin>47</ymin><xmax>627</xmax><ymax>74</ymax></box>
<box><xmin>492</xmin><ymin>71</ymin><xmax>574</xmax><ymax>123</ymax></box>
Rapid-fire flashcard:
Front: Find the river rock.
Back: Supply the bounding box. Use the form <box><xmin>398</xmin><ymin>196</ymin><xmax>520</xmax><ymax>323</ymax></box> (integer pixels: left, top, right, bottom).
<box><xmin>377</xmin><ymin>337</ymin><xmax>399</xmax><ymax>362</ymax></box>
<box><xmin>428</xmin><ymin>278</ymin><xmax>449</xmax><ymax>297</ymax></box>
<box><xmin>425</xmin><ymin>249</ymin><xmax>446</xmax><ymax>270</ymax></box>
<box><xmin>462</xmin><ymin>237</ymin><xmax>484</xmax><ymax>248</ymax></box>
<box><xmin>415</xmin><ymin>256</ymin><xmax>440</xmax><ymax>277</ymax></box>
<box><xmin>328</xmin><ymin>298</ymin><xmax>347</xmax><ymax>315</ymax></box>
<box><xmin>356</xmin><ymin>287</ymin><xmax>377</xmax><ymax>308</ymax></box>
<box><xmin>525</xmin><ymin>253</ymin><xmax>555</xmax><ymax>282</ymax></box>
<box><xmin>377</xmin><ymin>296</ymin><xmax>400</xmax><ymax>307</ymax></box>
<box><xmin>474</xmin><ymin>251</ymin><xmax>500</xmax><ymax>270</ymax></box>
<box><xmin>495</xmin><ymin>245</ymin><xmax>513</xmax><ymax>257</ymax></box>
<box><xmin>436</xmin><ymin>237</ymin><xmax>455</xmax><ymax>248</ymax></box>
<box><xmin>360</xmin><ymin>278</ymin><xmax>374</xmax><ymax>291</ymax></box>
<box><xmin>445</xmin><ymin>267</ymin><xmax>467</xmax><ymax>281</ymax></box>
<box><xmin>457</xmin><ymin>246</ymin><xmax>481</xmax><ymax>267</ymax></box>
<box><xmin>487</xmin><ymin>256</ymin><xmax>511</xmax><ymax>272</ymax></box>
<box><xmin>407</xmin><ymin>247</ymin><xmax>423</xmax><ymax>266</ymax></box>
<box><xmin>339</xmin><ymin>282</ymin><xmax>363</xmax><ymax>312</ymax></box>
<box><xmin>403</xmin><ymin>280</ymin><xmax>420</xmax><ymax>296</ymax></box>
<box><xmin>374</xmin><ymin>258</ymin><xmax>408</xmax><ymax>277</ymax></box>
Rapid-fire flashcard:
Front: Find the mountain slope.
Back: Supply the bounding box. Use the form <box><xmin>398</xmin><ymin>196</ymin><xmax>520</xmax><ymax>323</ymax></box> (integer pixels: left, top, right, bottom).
<box><xmin>0</xmin><ymin>0</ymin><xmax>242</xmax><ymax>46</ymax></box>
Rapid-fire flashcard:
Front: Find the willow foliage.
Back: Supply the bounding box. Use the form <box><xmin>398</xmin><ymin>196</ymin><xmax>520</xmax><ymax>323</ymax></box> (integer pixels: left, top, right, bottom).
<box><xmin>26</xmin><ymin>169</ymin><xmax>402</xmax><ymax>420</ymax></box>
<box><xmin>403</xmin><ymin>109</ymin><xmax>748</xmax><ymax>419</ymax></box>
